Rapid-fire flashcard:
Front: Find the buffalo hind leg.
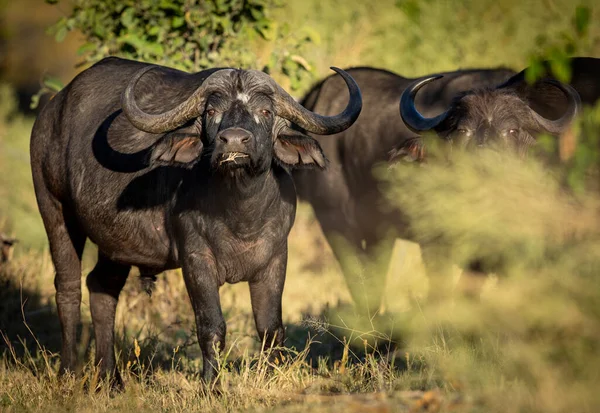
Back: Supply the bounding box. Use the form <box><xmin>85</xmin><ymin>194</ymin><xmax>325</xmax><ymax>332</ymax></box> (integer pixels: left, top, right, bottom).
<box><xmin>320</xmin><ymin>225</ymin><xmax>390</xmax><ymax>317</ymax></box>
<box><xmin>421</xmin><ymin>244</ymin><xmax>456</xmax><ymax>304</ymax></box>
<box><xmin>249</xmin><ymin>250</ymin><xmax>286</xmax><ymax>357</ymax></box>
<box><xmin>86</xmin><ymin>253</ymin><xmax>130</xmax><ymax>388</ymax></box>
<box><xmin>36</xmin><ymin>194</ymin><xmax>86</xmax><ymax>375</ymax></box>
<box><xmin>362</xmin><ymin>234</ymin><xmax>394</xmax><ymax>312</ymax></box>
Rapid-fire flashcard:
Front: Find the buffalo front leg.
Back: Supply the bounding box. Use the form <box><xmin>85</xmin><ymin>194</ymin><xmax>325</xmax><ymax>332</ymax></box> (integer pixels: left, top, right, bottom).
<box><xmin>249</xmin><ymin>250</ymin><xmax>287</xmax><ymax>353</ymax></box>
<box><xmin>181</xmin><ymin>250</ymin><xmax>225</xmax><ymax>385</ymax></box>
<box><xmin>86</xmin><ymin>253</ymin><xmax>130</xmax><ymax>387</ymax></box>
<box><xmin>36</xmin><ymin>194</ymin><xmax>86</xmax><ymax>375</ymax></box>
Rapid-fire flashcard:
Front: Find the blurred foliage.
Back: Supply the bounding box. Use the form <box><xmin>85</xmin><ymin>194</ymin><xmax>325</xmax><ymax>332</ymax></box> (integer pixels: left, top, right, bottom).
<box><xmin>0</xmin><ymin>85</ymin><xmax>46</xmax><ymax>248</ymax></box>
<box><xmin>566</xmin><ymin>104</ymin><xmax>600</xmax><ymax>194</ymax></box>
<box><xmin>526</xmin><ymin>5</ymin><xmax>598</xmax><ymax>83</ymax></box>
<box><xmin>378</xmin><ymin>135</ymin><xmax>600</xmax><ymax>411</ymax></box>
<box><xmin>42</xmin><ymin>0</ymin><xmax>316</xmax><ymax>95</ymax></box>
<box><xmin>281</xmin><ymin>0</ymin><xmax>599</xmax><ymax>81</ymax></box>
<box><xmin>535</xmin><ymin>102</ymin><xmax>600</xmax><ymax>195</ymax></box>
<box><xmin>29</xmin><ymin>75</ymin><xmax>65</xmax><ymax>110</ymax></box>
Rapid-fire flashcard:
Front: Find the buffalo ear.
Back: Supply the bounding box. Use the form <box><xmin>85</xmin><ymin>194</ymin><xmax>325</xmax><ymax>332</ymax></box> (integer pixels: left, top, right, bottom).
<box><xmin>274</xmin><ymin>127</ymin><xmax>327</xmax><ymax>169</ymax></box>
<box><xmin>149</xmin><ymin>133</ymin><xmax>203</xmax><ymax>168</ymax></box>
<box><xmin>389</xmin><ymin>137</ymin><xmax>426</xmax><ymax>163</ymax></box>
<box><xmin>499</xmin><ymin>74</ymin><xmax>571</xmax><ymax>120</ymax></box>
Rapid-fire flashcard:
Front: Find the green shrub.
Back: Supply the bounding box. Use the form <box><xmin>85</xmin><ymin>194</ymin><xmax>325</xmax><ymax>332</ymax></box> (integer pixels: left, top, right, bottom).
<box><xmin>35</xmin><ymin>0</ymin><xmax>318</xmax><ymax>107</ymax></box>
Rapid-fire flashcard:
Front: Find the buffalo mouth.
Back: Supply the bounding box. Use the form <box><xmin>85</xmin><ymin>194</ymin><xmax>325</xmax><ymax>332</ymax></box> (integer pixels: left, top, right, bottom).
<box><xmin>217</xmin><ymin>152</ymin><xmax>251</xmax><ymax>167</ymax></box>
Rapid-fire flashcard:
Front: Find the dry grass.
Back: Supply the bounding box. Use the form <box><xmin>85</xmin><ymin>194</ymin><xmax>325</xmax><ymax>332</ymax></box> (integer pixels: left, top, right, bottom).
<box><xmin>3</xmin><ymin>144</ymin><xmax>600</xmax><ymax>412</ymax></box>
<box><xmin>0</xmin><ymin>209</ymin><xmax>452</xmax><ymax>413</ymax></box>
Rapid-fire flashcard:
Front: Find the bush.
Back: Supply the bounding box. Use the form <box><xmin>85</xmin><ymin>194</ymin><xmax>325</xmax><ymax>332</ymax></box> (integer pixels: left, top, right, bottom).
<box><xmin>373</xmin><ymin>103</ymin><xmax>600</xmax><ymax>411</ymax></box>
<box><xmin>35</xmin><ymin>0</ymin><xmax>318</xmax><ymax>107</ymax></box>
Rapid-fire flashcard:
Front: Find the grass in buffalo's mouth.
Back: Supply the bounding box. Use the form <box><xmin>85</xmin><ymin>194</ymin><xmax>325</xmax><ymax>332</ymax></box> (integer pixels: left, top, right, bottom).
<box><xmin>218</xmin><ymin>152</ymin><xmax>250</xmax><ymax>166</ymax></box>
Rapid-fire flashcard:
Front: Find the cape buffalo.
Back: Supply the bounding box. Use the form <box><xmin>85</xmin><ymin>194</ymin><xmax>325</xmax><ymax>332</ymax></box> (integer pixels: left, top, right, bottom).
<box><xmin>0</xmin><ymin>233</ymin><xmax>17</xmax><ymax>263</ymax></box>
<box><xmin>30</xmin><ymin>57</ymin><xmax>362</xmax><ymax>386</ymax></box>
<box><xmin>293</xmin><ymin>66</ymin><xmax>515</xmax><ymax>313</ymax></box>
<box><xmin>400</xmin><ymin>58</ymin><xmax>594</xmax><ymax>155</ymax></box>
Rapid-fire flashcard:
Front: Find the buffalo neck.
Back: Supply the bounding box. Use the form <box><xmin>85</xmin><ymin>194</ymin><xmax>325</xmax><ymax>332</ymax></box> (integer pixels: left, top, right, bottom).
<box><xmin>178</xmin><ymin>165</ymin><xmax>288</xmax><ymax>233</ymax></box>
<box><xmin>213</xmin><ymin>168</ymin><xmax>280</xmax><ymax>210</ymax></box>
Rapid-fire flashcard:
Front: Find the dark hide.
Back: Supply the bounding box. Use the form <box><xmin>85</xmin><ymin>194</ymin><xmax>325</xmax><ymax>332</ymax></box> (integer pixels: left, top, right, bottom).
<box><xmin>292</xmin><ymin>66</ymin><xmax>515</xmax><ymax>313</ymax></box>
<box><xmin>30</xmin><ymin>57</ymin><xmax>360</xmax><ymax>387</ymax></box>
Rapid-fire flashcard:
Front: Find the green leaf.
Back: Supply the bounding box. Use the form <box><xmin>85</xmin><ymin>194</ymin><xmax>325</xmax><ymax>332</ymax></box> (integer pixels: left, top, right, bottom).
<box><xmin>121</xmin><ymin>7</ymin><xmax>136</xmax><ymax>28</ymax></box>
<box><xmin>118</xmin><ymin>33</ymin><xmax>145</xmax><ymax>50</ymax></box>
<box><xmin>171</xmin><ymin>16</ymin><xmax>185</xmax><ymax>28</ymax></box>
<box><xmin>159</xmin><ymin>0</ymin><xmax>180</xmax><ymax>11</ymax></box>
<box><xmin>54</xmin><ymin>26</ymin><xmax>68</xmax><ymax>42</ymax></box>
<box><xmin>574</xmin><ymin>6</ymin><xmax>590</xmax><ymax>36</ymax></box>
<box><xmin>76</xmin><ymin>42</ymin><xmax>97</xmax><ymax>56</ymax></box>
<box><xmin>145</xmin><ymin>42</ymin><xmax>164</xmax><ymax>56</ymax></box>
<box><xmin>29</xmin><ymin>93</ymin><xmax>41</xmax><ymax>110</ymax></box>
<box><xmin>550</xmin><ymin>57</ymin><xmax>572</xmax><ymax>84</ymax></box>
<box><xmin>147</xmin><ymin>26</ymin><xmax>161</xmax><ymax>36</ymax></box>
<box><xmin>525</xmin><ymin>58</ymin><xmax>544</xmax><ymax>84</ymax></box>
<box><xmin>43</xmin><ymin>76</ymin><xmax>65</xmax><ymax>92</ymax></box>
<box><xmin>250</xmin><ymin>7</ymin><xmax>264</xmax><ymax>21</ymax></box>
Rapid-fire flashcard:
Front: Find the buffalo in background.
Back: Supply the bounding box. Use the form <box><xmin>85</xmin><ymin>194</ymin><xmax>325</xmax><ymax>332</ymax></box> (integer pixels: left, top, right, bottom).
<box><xmin>30</xmin><ymin>57</ymin><xmax>362</xmax><ymax>386</ymax></box>
<box><xmin>293</xmin><ymin>66</ymin><xmax>516</xmax><ymax>313</ymax></box>
<box><xmin>399</xmin><ymin>58</ymin><xmax>594</xmax><ymax>156</ymax></box>
<box><xmin>0</xmin><ymin>233</ymin><xmax>17</xmax><ymax>264</ymax></box>
<box><xmin>295</xmin><ymin>58</ymin><xmax>597</xmax><ymax>315</ymax></box>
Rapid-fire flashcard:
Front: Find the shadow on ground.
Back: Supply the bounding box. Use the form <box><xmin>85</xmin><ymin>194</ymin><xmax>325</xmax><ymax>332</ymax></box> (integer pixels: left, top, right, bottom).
<box><xmin>0</xmin><ymin>262</ymin><xmax>62</xmax><ymax>357</ymax></box>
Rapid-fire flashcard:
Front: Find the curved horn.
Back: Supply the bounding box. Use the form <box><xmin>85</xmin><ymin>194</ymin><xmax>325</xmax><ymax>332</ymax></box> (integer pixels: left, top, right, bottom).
<box><xmin>399</xmin><ymin>76</ymin><xmax>449</xmax><ymax>132</ymax></box>
<box><xmin>529</xmin><ymin>80</ymin><xmax>581</xmax><ymax>135</ymax></box>
<box><xmin>122</xmin><ymin>66</ymin><xmax>232</xmax><ymax>134</ymax></box>
<box><xmin>270</xmin><ymin>67</ymin><xmax>362</xmax><ymax>135</ymax></box>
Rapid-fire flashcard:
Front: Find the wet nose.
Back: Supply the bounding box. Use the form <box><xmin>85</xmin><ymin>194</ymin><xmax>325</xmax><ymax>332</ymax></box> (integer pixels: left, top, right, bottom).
<box><xmin>218</xmin><ymin>128</ymin><xmax>252</xmax><ymax>145</ymax></box>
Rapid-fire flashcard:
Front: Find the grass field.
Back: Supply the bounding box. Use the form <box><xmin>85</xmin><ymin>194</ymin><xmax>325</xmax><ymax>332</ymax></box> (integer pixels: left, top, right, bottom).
<box><xmin>1</xmin><ymin>0</ymin><xmax>600</xmax><ymax>412</ymax></box>
<box><xmin>2</xmin><ymin>92</ymin><xmax>600</xmax><ymax>413</ymax></box>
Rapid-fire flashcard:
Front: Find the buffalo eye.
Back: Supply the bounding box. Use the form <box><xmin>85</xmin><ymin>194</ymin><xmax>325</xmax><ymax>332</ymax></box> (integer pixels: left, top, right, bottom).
<box><xmin>456</xmin><ymin>128</ymin><xmax>471</xmax><ymax>137</ymax></box>
<box><xmin>502</xmin><ymin>128</ymin><xmax>518</xmax><ymax>137</ymax></box>
<box><xmin>261</xmin><ymin>109</ymin><xmax>271</xmax><ymax>117</ymax></box>
<box><xmin>206</xmin><ymin>108</ymin><xmax>216</xmax><ymax>117</ymax></box>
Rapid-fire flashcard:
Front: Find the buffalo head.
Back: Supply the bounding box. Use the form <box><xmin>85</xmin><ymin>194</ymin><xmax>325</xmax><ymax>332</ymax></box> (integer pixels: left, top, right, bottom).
<box><xmin>399</xmin><ymin>75</ymin><xmax>581</xmax><ymax>156</ymax></box>
<box><xmin>121</xmin><ymin>66</ymin><xmax>362</xmax><ymax>175</ymax></box>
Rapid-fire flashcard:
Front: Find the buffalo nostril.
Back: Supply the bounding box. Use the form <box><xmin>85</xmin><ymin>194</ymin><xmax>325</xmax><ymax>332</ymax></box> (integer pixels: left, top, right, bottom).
<box><xmin>218</xmin><ymin>129</ymin><xmax>252</xmax><ymax>145</ymax></box>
